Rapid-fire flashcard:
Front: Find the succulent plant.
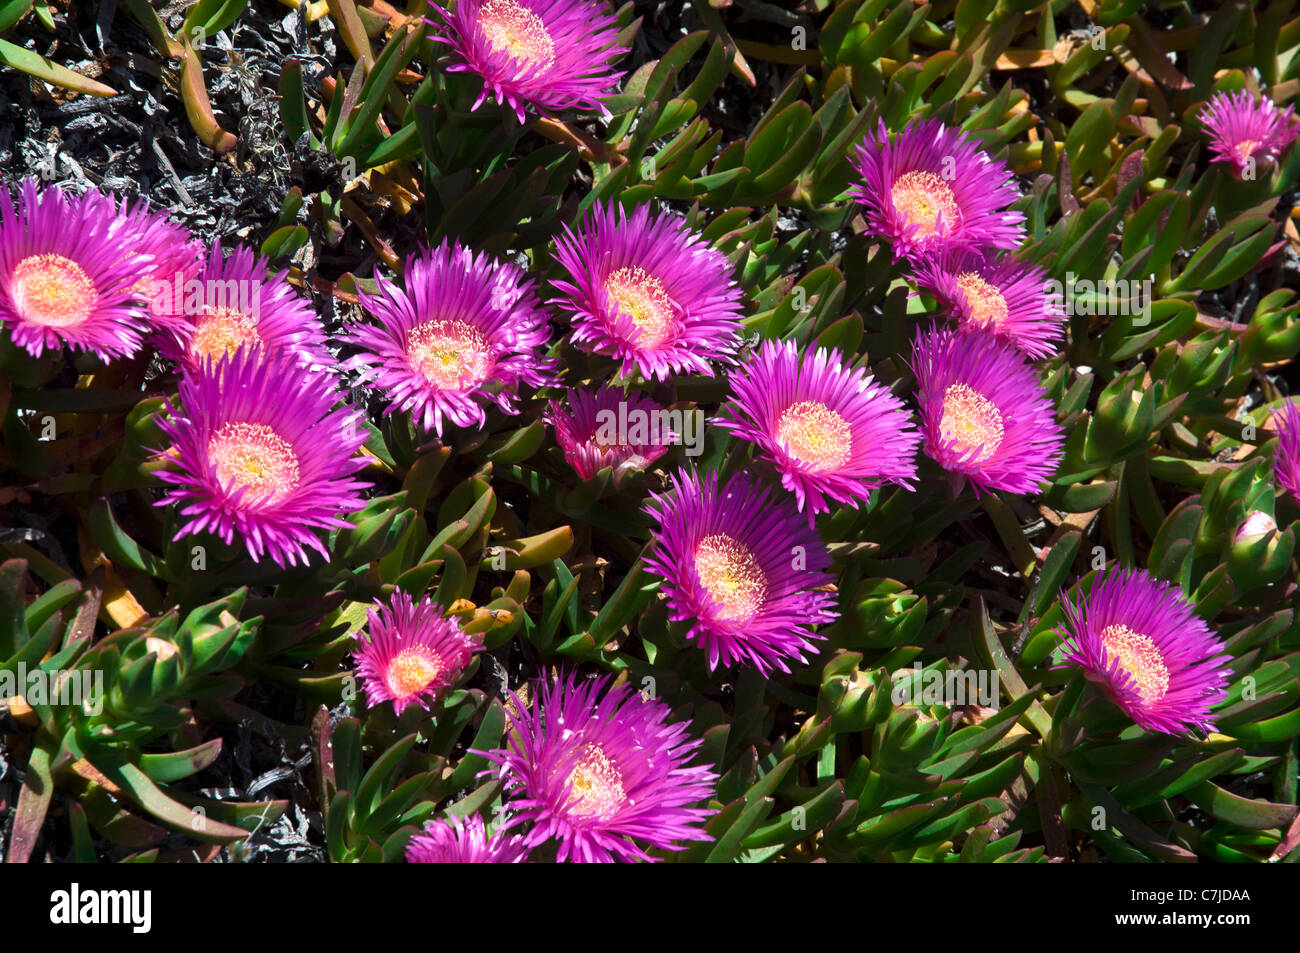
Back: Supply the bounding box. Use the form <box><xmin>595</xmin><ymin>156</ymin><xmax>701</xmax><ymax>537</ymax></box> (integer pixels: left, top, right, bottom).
<box><xmin>2</xmin><ymin>0</ymin><xmax>1300</xmax><ymax>869</ymax></box>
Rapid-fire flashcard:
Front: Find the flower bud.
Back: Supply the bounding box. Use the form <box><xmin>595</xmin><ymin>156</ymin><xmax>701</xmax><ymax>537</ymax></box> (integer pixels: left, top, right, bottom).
<box><xmin>1233</xmin><ymin>510</ymin><xmax>1277</xmax><ymax>545</ymax></box>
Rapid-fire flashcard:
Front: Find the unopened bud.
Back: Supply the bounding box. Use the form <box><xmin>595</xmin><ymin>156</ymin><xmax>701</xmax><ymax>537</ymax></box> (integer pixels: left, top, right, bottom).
<box><xmin>145</xmin><ymin>636</ymin><xmax>179</xmax><ymax>661</ymax></box>
<box><xmin>1234</xmin><ymin>510</ymin><xmax>1277</xmax><ymax>545</ymax></box>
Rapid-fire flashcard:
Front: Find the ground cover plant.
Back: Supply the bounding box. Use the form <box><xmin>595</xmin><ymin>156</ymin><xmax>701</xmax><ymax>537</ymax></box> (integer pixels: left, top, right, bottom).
<box><xmin>1</xmin><ymin>0</ymin><xmax>1300</xmax><ymax>865</ymax></box>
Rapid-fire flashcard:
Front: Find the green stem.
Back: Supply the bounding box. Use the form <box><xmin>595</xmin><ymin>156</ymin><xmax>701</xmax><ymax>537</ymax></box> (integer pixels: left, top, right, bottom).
<box><xmin>979</xmin><ymin>493</ymin><xmax>1038</xmax><ymax>577</ymax></box>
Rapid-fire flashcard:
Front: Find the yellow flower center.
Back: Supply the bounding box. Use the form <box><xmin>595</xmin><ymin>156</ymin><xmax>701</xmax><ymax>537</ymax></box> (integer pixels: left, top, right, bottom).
<box><xmin>939</xmin><ymin>383</ymin><xmax>1004</xmax><ymax>464</ymax></box>
<box><xmin>566</xmin><ymin>744</ymin><xmax>626</xmax><ymax>818</ymax></box>
<box><xmin>385</xmin><ymin>645</ymin><xmax>443</xmax><ymax>697</ymax></box>
<box><xmin>1099</xmin><ymin>624</ymin><xmax>1169</xmax><ymax>706</ymax></box>
<box><xmin>694</xmin><ymin>534</ymin><xmax>767</xmax><ymax>622</ymax></box>
<box><xmin>406</xmin><ymin>319</ymin><xmax>492</xmax><ymax>391</ymax></box>
<box><xmin>605</xmin><ymin>266</ymin><xmax>676</xmax><ymax>348</ymax></box>
<box><xmin>890</xmin><ymin>170</ymin><xmax>962</xmax><ymax>237</ymax></box>
<box><xmin>207</xmin><ymin>422</ymin><xmax>300</xmax><ymax>505</ymax></box>
<box><xmin>11</xmin><ymin>254</ymin><xmax>97</xmax><ymax>328</ymax></box>
<box><xmin>776</xmin><ymin>400</ymin><xmax>852</xmax><ymax>471</ymax></box>
<box><xmin>955</xmin><ymin>272</ymin><xmax>1010</xmax><ymax>331</ymax></box>
<box><xmin>478</xmin><ymin>0</ymin><xmax>555</xmax><ymax>73</ymax></box>
<box><xmin>191</xmin><ymin>308</ymin><xmax>262</xmax><ymax>362</ymax></box>
<box><xmin>1233</xmin><ymin>139</ymin><xmax>1261</xmax><ymax>164</ymax></box>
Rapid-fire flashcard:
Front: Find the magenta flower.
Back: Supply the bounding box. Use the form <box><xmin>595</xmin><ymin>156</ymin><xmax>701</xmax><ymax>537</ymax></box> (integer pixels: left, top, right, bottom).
<box><xmin>849</xmin><ymin>118</ymin><xmax>1025</xmax><ymax>262</ymax></box>
<box><xmin>482</xmin><ymin>671</ymin><xmax>717</xmax><ymax>863</ymax></box>
<box><xmin>1271</xmin><ymin>398</ymin><xmax>1300</xmax><ymax>503</ymax></box>
<box><xmin>643</xmin><ymin>469</ymin><xmax>839</xmax><ymax>675</ymax></box>
<box><xmin>109</xmin><ymin>195</ymin><xmax>204</xmax><ymax>339</ymax></box>
<box><xmin>547</xmin><ymin>385</ymin><xmax>676</xmax><ymax>479</ymax></box>
<box><xmin>155</xmin><ymin>242</ymin><xmax>331</xmax><ymax>371</ymax></box>
<box><xmin>716</xmin><ymin>338</ymin><xmax>920</xmax><ymax>523</ymax></box>
<box><xmin>1200</xmin><ymin>88</ymin><xmax>1300</xmax><ymax>180</ymax></box>
<box><xmin>429</xmin><ymin>0</ymin><xmax>627</xmax><ymax>123</ymax></box>
<box><xmin>0</xmin><ymin>179</ymin><xmax>153</xmax><ymax>359</ymax></box>
<box><xmin>351</xmin><ymin>241</ymin><xmax>556</xmax><ymax>437</ymax></box>
<box><xmin>909</xmin><ymin>250</ymin><xmax>1066</xmax><ymax>360</ymax></box>
<box><xmin>1055</xmin><ymin>566</ymin><xmax>1231</xmax><ymax>735</ymax></box>
<box><xmin>353</xmin><ymin>591</ymin><xmax>483</xmax><ymax>716</ymax></box>
<box><xmin>155</xmin><ymin>348</ymin><xmax>370</xmax><ymax>567</ymax></box>
<box><xmin>551</xmin><ymin>201</ymin><xmax>744</xmax><ymax>381</ymax></box>
<box><xmin>911</xmin><ymin>325</ymin><xmax>1063</xmax><ymax>497</ymax></box>
<box><xmin>406</xmin><ymin>813</ymin><xmax>529</xmax><ymax>863</ymax></box>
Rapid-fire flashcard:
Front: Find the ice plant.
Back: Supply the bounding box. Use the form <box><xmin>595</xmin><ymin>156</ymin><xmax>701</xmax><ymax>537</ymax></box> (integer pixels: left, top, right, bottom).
<box><xmin>156</xmin><ymin>242</ymin><xmax>331</xmax><ymax>371</ymax></box>
<box><xmin>849</xmin><ymin>118</ymin><xmax>1025</xmax><ymax>262</ymax></box>
<box><xmin>0</xmin><ymin>179</ymin><xmax>154</xmax><ymax>359</ymax></box>
<box><xmin>155</xmin><ymin>348</ymin><xmax>370</xmax><ymax>567</ymax></box>
<box><xmin>405</xmin><ymin>814</ymin><xmax>529</xmax><ymax>863</ymax></box>
<box><xmin>1200</xmin><ymin>88</ymin><xmax>1300</xmax><ymax>180</ymax></box>
<box><xmin>909</xmin><ymin>250</ymin><xmax>1066</xmax><ymax>360</ymax></box>
<box><xmin>1055</xmin><ymin>566</ymin><xmax>1231</xmax><ymax>735</ymax></box>
<box><xmin>352</xmin><ymin>241</ymin><xmax>556</xmax><ymax>437</ymax></box>
<box><xmin>551</xmin><ymin>201</ymin><xmax>744</xmax><ymax>380</ymax></box>
<box><xmin>716</xmin><ymin>339</ymin><xmax>920</xmax><ymax>522</ymax></box>
<box><xmin>547</xmin><ymin>385</ymin><xmax>675</xmax><ymax>479</ymax></box>
<box><xmin>428</xmin><ymin>0</ymin><xmax>626</xmax><ymax>123</ymax></box>
<box><xmin>353</xmin><ymin>591</ymin><xmax>483</xmax><ymax>716</ymax></box>
<box><xmin>482</xmin><ymin>671</ymin><xmax>717</xmax><ymax>863</ymax></box>
<box><xmin>643</xmin><ymin>469</ymin><xmax>839</xmax><ymax>674</ymax></box>
<box><xmin>911</xmin><ymin>325</ymin><xmax>1063</xmax><ymax>497</ymax></box>
<box><xmin>1271</xmin><ymin>399</ymin><xmax>1300</xmax><ymax>504</ymax></box>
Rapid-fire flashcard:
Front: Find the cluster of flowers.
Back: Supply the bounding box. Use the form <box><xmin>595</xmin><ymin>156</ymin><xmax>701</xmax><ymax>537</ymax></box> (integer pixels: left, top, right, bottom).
<box><xmin>5</xmin><ymin>0</ymin><xmax>1296</xmax><ymax>862</ymax></box>
<box><xmin>846</xmin><ymin>116</ymin><xmax>1240</xmax><ymax>741</ymax></box>
<box><xmin>362</xmin><ymin>104</ymin><xmax>1257</xmax><ymax>859</ymax></box>
<box><xmin>357</xmin><ymin>594</ymin><xmax>717</xmax><ymax>863</ymax></box>
<box><xmin>0</xmin><ymin>169</ymin><xmax>757</xmax><ymax>862</ymax></box>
